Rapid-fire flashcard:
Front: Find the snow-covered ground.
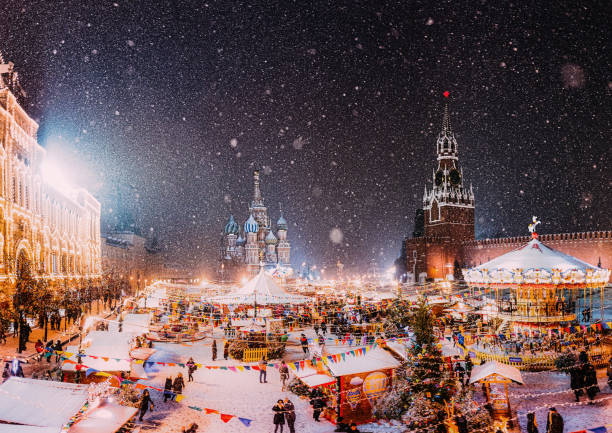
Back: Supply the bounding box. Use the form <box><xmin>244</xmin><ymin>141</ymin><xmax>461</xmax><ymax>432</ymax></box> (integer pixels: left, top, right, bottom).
<box><xmin>135</xmin><ymin>330</ymin><xmax>610</xmax><ymax>433</ymax></box>
<box><xmin>510</xmin><ymin>370</ymin><xmax>611</xmax><ymax>433</ymax></box>
<box><xmin>136</xmin><ymin>328</ymin><xmax>403</xmax><ymax>433</ymax></box>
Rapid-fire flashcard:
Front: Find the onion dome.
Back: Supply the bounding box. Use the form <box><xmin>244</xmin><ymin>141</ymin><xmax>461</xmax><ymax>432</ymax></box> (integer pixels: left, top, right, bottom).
<box><xmin>265</xmin><ymin>231</ymin><xmax>278</xmax><ymax>245</ymax></box>
<box><xmin>236</xmin><ymin>234</ymin><xmax>245</xmax><ymax>246</ymax></box>
<box><xmin>244</xmin><ymin>214</ymin><xmax>259</xmax><ymax>233</ymax></box>
<box><xmin>224</xmin><ymin>215</ymin><xmax>240</xmax><ymax>235</ymax></box>
<box><xmin>277</xmin><ymin>214</ymin><xmax>288</xmax><ymax>231</ymax></box>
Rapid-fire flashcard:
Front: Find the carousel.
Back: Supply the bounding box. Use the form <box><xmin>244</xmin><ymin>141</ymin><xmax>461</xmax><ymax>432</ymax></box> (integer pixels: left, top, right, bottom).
<box><xmin>208</xmin><ymin>267</ymin><xmax>311</xmax><ymax>361</ymax></box>
<box><xmin>463</xmin><ymin>217</ymin><xmax>609</xmax><ymax>331</ymax></box>
<box><xmin>461</xmin><ymin>218</ymin><xmax>610</xmax><ymax>369</ymax></box>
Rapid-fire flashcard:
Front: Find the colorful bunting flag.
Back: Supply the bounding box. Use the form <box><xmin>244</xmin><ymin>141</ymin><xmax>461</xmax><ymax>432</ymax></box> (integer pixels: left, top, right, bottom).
<box><xmin>220</xmin><ymin>414</ymin><xmax>234</xmax><ymax>423</ymax></box>
<box><xmin>239</xmin><ymin>417</ymin><xmax>252</xmax><ymax>427</ymax></box>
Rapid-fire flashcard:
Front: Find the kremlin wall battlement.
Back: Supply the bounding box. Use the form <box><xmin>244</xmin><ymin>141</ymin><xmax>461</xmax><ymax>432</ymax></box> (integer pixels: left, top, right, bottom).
<box><xmin>462</xmin><ymin>231</ymin><xmax>612</xmax><ymax>272</ymax></box>
<box><xmin>463</xmin><ymin>230</ymin><xmax>612</xmax><ymax>247</ymax></box>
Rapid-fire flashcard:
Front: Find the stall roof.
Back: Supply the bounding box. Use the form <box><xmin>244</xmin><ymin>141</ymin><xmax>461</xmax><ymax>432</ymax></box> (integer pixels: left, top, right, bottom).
<box><xmin>68</xmin><ymin>400</ymin><xmax>138</xmax><ymax>433</ymax></box>
<box><xmin>0</xmin><ymin>377</ymin><xmax>88</xmax><ymax>428</ymax></box>
<box><xmin>469</xmin><ymin>360</ymin><xmax>524</xmax><ymax>385</ymax></box>
<box><xmin>325</xmin><ymin>347</ymin><xmax>400</xmax><ymax>377</ymax></box>
<box><xmin>82</xmin><ymin>331</ymin><xmax>134</xmax><ymax>358</ymax></box>
<box><xmin>385</xmin><ymin>341</ymin><xmax>410</xmax><ymax>361</ymax></box>
<box><xmin>301</xmin><ymin>373</ymin><xmax>337</xmax><ymax>388</ymax></box>
<box><xmin>291</xmin><ymin>364</ymin><xmax>336</xmax><ymax>388</ymax></box>
<box><xmin>62</xmin><ymin>330</ymin><xmax>135</xmax><ymax>373</ymax></box>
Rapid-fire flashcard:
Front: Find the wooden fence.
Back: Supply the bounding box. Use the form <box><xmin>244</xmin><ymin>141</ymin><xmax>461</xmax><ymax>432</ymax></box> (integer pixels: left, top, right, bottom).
<box><xmin>243</xmin><ymin>348</ymin><xmax>268</xmax><ymax>362</ymax></box>
<box><xmin>457</xmin><ymin>345</ymin><xmax>611</xmax><ymax>371</ymax></box>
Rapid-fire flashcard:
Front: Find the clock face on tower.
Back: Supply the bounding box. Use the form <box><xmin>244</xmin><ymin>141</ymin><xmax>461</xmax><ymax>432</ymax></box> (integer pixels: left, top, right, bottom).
<box><xmin>435</xmin><ymin>170</ymin><xmax>444</xmax><ymax>186</ymax></box>
<box><xmin>449</xmin><ymin>169</ymin><xmax>461</xmax><ymax>185</ymax></box>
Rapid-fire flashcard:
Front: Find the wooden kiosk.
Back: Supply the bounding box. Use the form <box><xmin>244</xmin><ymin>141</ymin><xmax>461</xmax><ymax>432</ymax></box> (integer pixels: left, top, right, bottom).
<box><xmin>469</xmin><ymin>360</ymin><xmax>523</xmax><ymax>421</ymax></box>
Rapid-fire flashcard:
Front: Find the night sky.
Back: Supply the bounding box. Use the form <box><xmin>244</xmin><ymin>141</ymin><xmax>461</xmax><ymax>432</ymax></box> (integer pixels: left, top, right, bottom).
<box><xmin>1</xmin><ymin>1</ymin><xmax>610</xmax><ymax>274</ymax></box>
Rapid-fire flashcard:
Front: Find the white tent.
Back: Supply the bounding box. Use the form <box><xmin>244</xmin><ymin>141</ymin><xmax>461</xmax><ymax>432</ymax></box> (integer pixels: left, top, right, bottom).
<box><xmin>0</xmin><ymin>377</ymin><xmax>88</xmax><ymax>428</ymax></box>
<box><xmin>210</xmin><ymin>269</ymin><xmax>310</xmax><ymax>305</ymax></box>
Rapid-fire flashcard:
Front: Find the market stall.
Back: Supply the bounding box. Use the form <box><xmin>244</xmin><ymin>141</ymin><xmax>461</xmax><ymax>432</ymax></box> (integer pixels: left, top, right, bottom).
<box><xmin>68</xmin><ymin>398</ymin><xmax>138</xmax><ymax>433</ymax></box>
<box><xmin>62</xmin><ymin>331</ymin><xmax>147</xmax><ymax>385</ymax></box>
<box><xmin>469</xmin><ymin>360</ymin><xmax>523</xmax><ymax>421</ymax></box>
<box><xmin>325</xmin><ymin>346</ymin><xmax>401</xmax><ymax>425</ymax></box>
<box><xmin>0</xmin><ymin>377</ymin><xmax>89</xmax><ymax>430</ymax></box>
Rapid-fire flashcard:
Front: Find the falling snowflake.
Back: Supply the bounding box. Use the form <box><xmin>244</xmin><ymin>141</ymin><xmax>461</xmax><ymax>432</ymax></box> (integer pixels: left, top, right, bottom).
<box><xmin>329</xmin><ymin>228</ymin><xmax>344</xmax><ymax>244</ymax></box>
<box><xmin>292</xmin><ymin>136</ymin><xmax>308</xmax><ymax>150</ymax></box>
<box><xmin>561</xmin><ymin>64</ymin><xmax>585</xmax><ymax>89</ymax></box>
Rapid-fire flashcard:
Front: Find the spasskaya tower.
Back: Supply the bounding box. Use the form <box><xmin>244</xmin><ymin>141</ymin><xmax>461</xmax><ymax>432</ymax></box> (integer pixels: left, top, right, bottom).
<box><xmin>404</xmin><ymin>94</ymin><xmax>475</xmax><ymax>282</ymax></box>
<box><xmin>422</xmin><ymin>98</ymin><xmax>475</xmax><ymax>241</ymax></box>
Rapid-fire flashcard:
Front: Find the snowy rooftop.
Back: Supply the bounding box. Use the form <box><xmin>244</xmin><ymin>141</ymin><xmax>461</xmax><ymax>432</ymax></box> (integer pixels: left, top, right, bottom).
<box><xmin>0</xmin><ymin>377</ymin><xmax>88</xmax><ymax>428</ymax></box>
<box><xmin>469</xmin><ymin>360</ymin><xmax>523</xmax><ymax>385</ymax></box>
<box><xmin>325</xmin><ymin>346</ymin><xmax>400</xmax><ymax>377</ymax></box>
<box><xmin>62</xmin><ymin>330</ymin><xmax>135</xmax><ymax>373</ymax></box>
<box><xmin>292</xmin><ymin>363</ymin><xmax>336</xmax><ymax>388</ymax></box>
<box><xmin>68</xmin><ymin>400</ymin><xmax>138</xmax><ymax>433</ymax></box>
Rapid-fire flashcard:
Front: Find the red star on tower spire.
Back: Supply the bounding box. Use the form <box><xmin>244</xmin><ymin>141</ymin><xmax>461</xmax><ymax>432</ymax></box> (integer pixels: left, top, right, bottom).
<box><xmin>443</xmin><ymin>90</ymin><xmax>450</xmax><ymax>98</ymax></box>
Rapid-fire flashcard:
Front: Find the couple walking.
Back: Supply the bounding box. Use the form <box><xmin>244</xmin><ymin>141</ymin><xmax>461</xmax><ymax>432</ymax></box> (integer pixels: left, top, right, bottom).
<box><xmin>272</xmin><ymin>398</ymin><xmax>296</xmax><ymax>433</ymax></box>
<box><xmin>163</xmin><ymin>373</ymin><xmax>185</xmax><ymax>402</ymax></box>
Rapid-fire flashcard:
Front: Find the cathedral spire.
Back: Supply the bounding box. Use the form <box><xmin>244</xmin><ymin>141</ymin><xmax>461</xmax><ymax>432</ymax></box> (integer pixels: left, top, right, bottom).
<box><xmin>252</xmin><ymin>170</ymin><xmax>264</xmax><ymax>207</ymax></box>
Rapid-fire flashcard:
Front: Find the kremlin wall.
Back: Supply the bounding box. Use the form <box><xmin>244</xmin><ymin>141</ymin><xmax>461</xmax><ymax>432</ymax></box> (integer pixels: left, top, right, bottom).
<box><xmin>463</xmin><ymin>231</ymin><xmax>612</xmax><ymax>271</ymax></box>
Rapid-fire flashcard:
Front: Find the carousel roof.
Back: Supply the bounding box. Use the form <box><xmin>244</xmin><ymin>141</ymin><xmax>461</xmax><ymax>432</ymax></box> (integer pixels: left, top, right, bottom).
<box><xmin>463</xmin><ymin>236</ymin><xmax>610</xmax><ymax>286</ymax></box>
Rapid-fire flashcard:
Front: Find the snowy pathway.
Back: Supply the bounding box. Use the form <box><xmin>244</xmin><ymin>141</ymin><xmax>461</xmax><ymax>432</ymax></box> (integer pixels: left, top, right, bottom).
<box><xmin>136</xmin><ymin>335</ymin><xmax>335</xmax><ymax>433</ymax></box>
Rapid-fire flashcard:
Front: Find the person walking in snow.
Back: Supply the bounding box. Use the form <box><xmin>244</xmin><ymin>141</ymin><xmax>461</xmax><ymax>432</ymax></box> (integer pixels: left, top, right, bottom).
<box><xmin>300</xmin><ymin>334</ymin><xmax>309</xmax><ymax>356</ymax></box>
<box><xmin>279</xmin><ymin>361</ymin><xmax>290</xmax><ymax>391</ymax></box>
<box><xmin>272</xmin><ymin>400</ymin><xmax>285</xmax><ymax>433</ymax></box>
<box><xmin>526</xmin><ymin>412</ymin><xmax>539</xmax><ymax>433</ymax></box>
<box><xmin>163</xmin><ymin>375</ymin><xmax>173</xmax><ymax>402</ymax></box>
<box><xmin>186</xmin><ymin>357</ymin><xmax>196</xmax><ymax>382</ymax></box>
<box><xmin>310</xmin><ymin>389</ymin><xmax>326</xmax><ymax>422</ymax></box>
<box><xmin>283</xmin><ymin>398</ymin><xmax>296</xmax><ymax>433</ymax></box>
<box><xmin>570</xmin><ymin>365</ymin><xmax>584</xmax><ymax>402</ymax></box>
<box><xmin>545</xmin><ymin>408</ymin><xmax>563</xmax><ymax>433</ymax></box>
<box><xmin>223</xmin><ymin>340</ymin><xmax>229</xmax><ymax>360</ymax></box>
<box><xmin>211</xmin><ymin>340</ymin><xmax>217</xmax><ymax>361</ymax></box>
<box><xmin>584</xmin><ymin>363</ymin><xmax>599</xmax><ymax>402</ymax></box>
<box><xmin>173</xmin><ymin>372</ymin><xmax>185</xmax><ymax>396</ymax></box>
<box><xmin>258</xmin><ymin>356</ymin><xmax>268</xmax><ymax>383</ymax></box>
<box><xmin>138</xmin><ymin>389</ymin><xmax>154</xmax><ymax>421</ymax></box>
<box><xmin>54</xmin><ymin>340</ymin><xmax>63</xmax><ymax>363</ymax></box>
